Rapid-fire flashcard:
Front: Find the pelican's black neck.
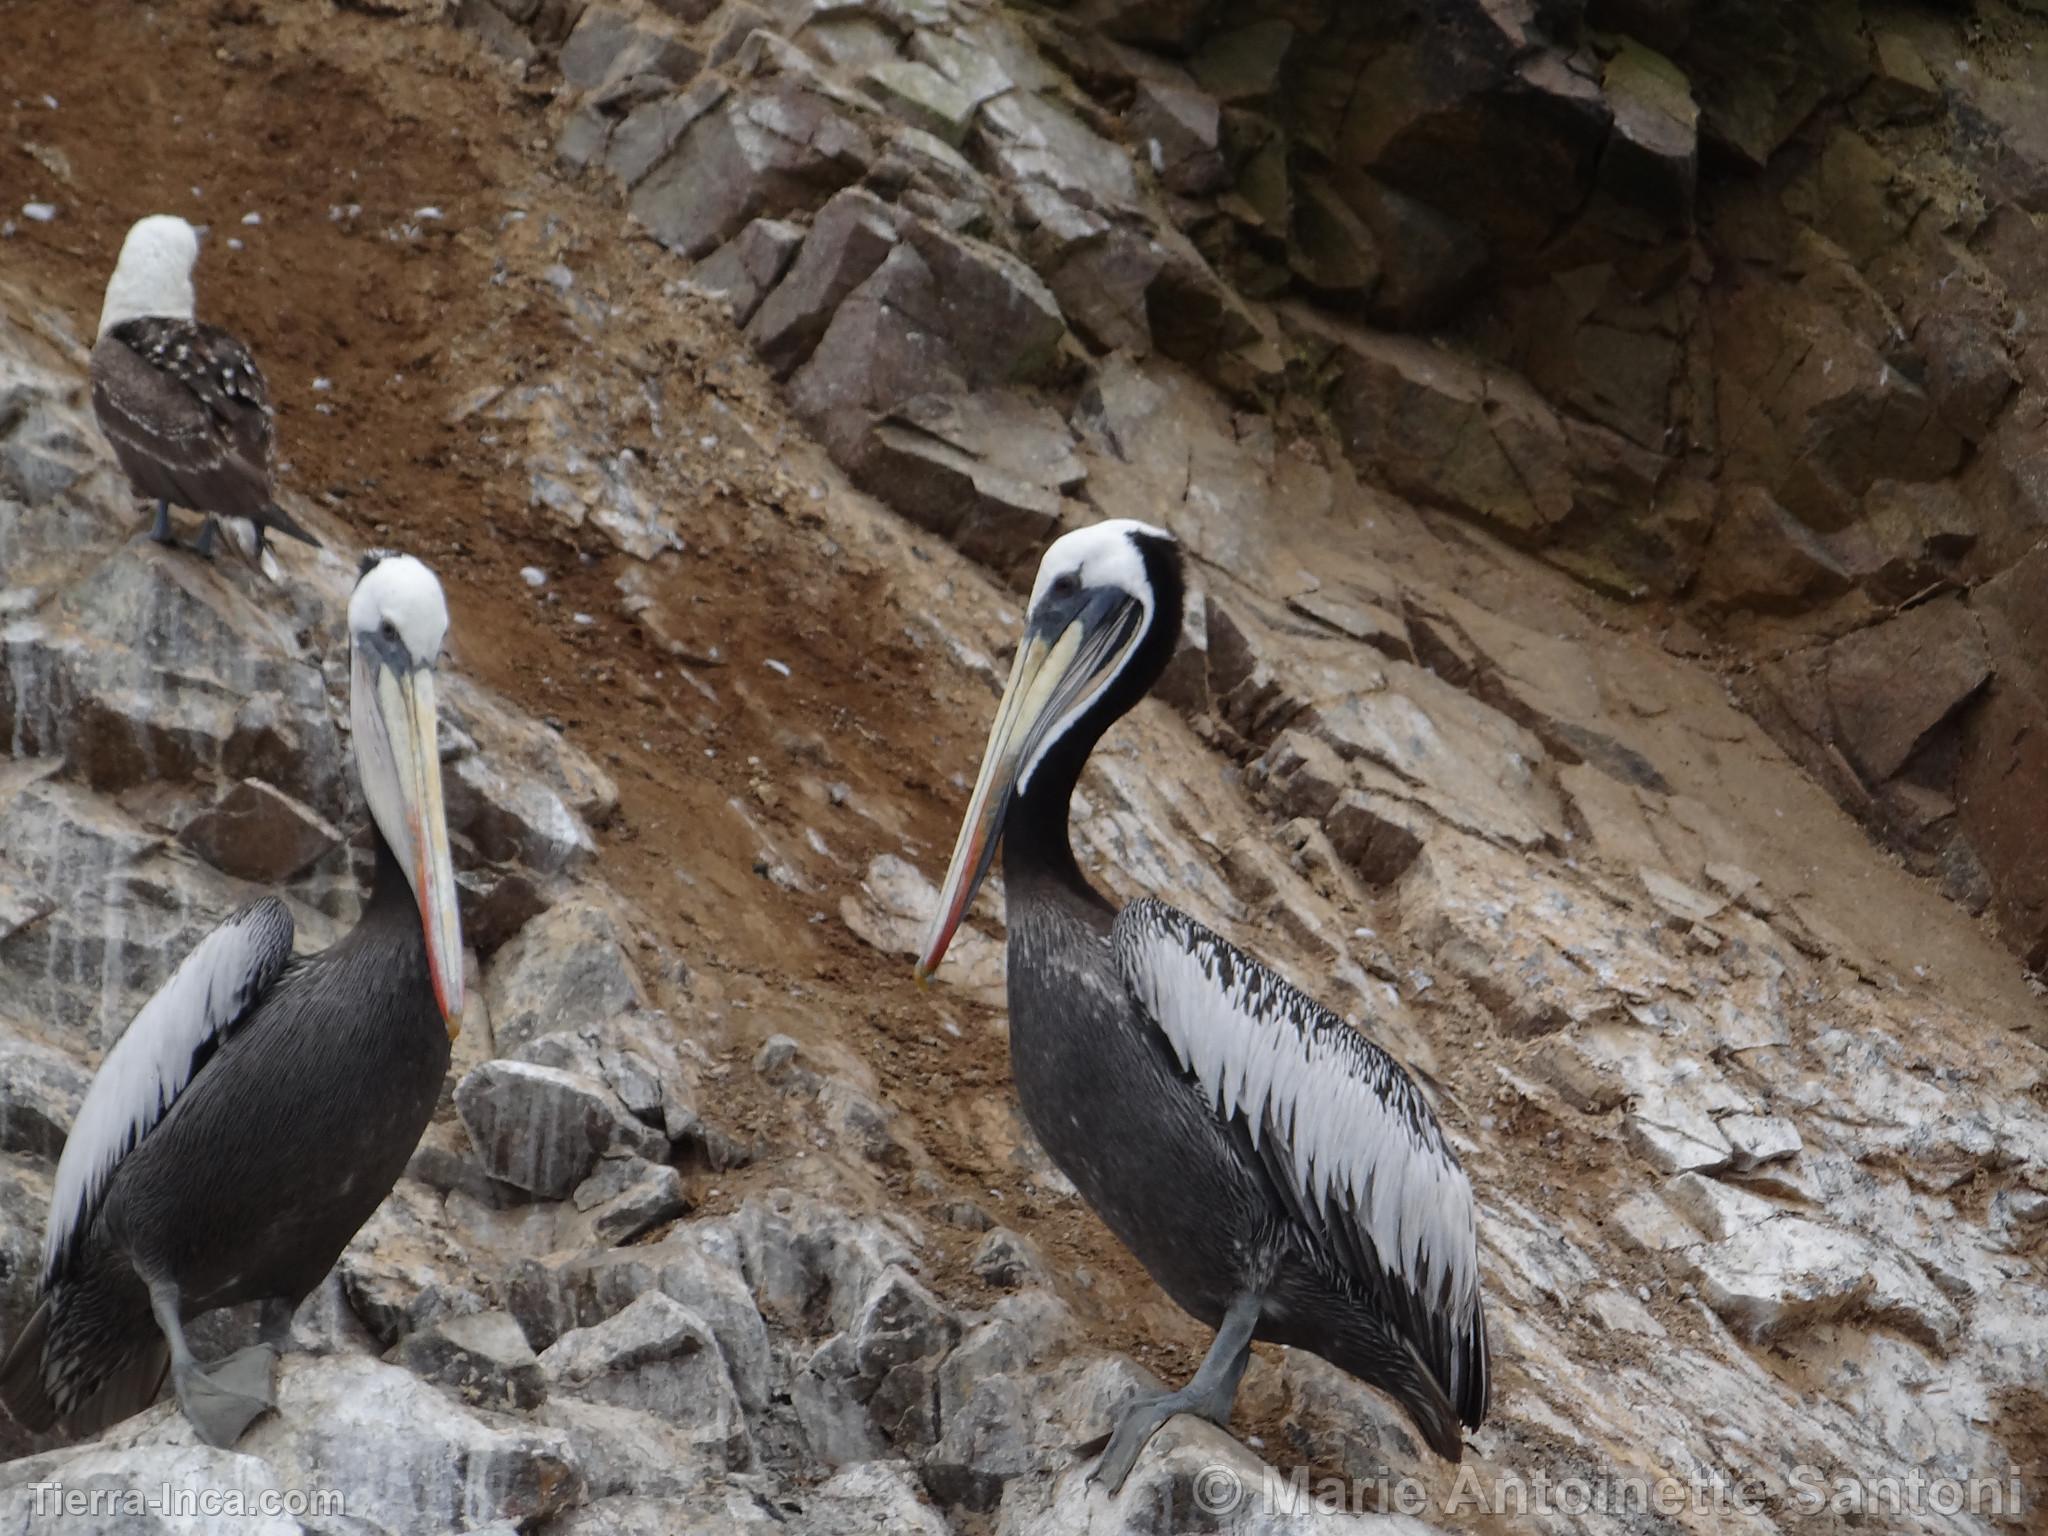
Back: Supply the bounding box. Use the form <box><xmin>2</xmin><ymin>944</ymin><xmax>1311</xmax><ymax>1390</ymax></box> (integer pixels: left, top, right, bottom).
<box><xmin>1001</xmin><ymin>533</ymin><xmax>1185</xmax><ymax>914</ymax></box>
<box><xmin>367</xmin><ymin>822</ymin><xmax>416</xmax><ymax>914</ymax></box>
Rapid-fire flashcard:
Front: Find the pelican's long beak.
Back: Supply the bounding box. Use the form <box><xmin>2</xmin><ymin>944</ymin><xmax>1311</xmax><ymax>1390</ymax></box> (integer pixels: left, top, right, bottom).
<box><xmin>372</xmin><ymin>660</ymin><xmax>465</xmax><ymax>1033</ymax></box>
<box><xmin>918</xmin><ymin>591</ymin><xmax>1142</xmax><ymax>979</ymax></box>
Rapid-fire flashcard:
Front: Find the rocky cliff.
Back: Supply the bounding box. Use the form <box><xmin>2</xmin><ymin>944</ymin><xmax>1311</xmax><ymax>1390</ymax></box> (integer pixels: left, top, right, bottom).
<box><xmin>0</xmin><ymin>0</ymin><xmax>2044</xmax><ymax>1533</ymax></box>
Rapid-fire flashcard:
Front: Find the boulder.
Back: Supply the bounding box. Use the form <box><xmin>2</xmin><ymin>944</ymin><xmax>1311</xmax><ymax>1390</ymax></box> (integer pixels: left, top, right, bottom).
<box><xmin>482</xmin><ymin>898</ymin><xmax>648</xmax><ymax>1056</ymax></box>
<box><xmin>454</xmin><ymin>1060</ymin><xmax>668</xmax><ymax>1199</ymax></box>
<box><xmin>747</xmin><ymin>189</ymin><xmax>904</xmax><ymax>377</ymax></box>
<box><xmin>1825</xmin><ymin>598</ymin><xmax>1990</xmax><ymax>783</ymax></box>
<box><xmin>632</xmin><ymin>49</ymin><xmax>875</xmax><ymax>257</ymax></box>
<box><xmin>397</xmin><ymin>1309</ymin><xmax>547</xmax><ymax>1412</ymax></box>
<box><xmin>1325</xmin><ymin>324</ymin><xmax>1575</xmax><ymax>545</ymax></box>
<box><xmin>1695</xmin><ymin>484</ymin><xmax>1850</xmax><ymax>614</ymax></box>
<box><xmin>538</xmin><ymin>1291</ymin><xmax>753</xmax><ymax>1468</ymax></box>
<box><xmin>1127</xmin><ymin>77</ymin><xmax>1227</xmax><ymax>196</ymax></box>
<box><xmin>176</xmin><ymin>778</ymin><xmax>342</xmax><ymax>884</ymax></box>
<box><xmin>860</xmin><ymin>60</ymin><xmax>977</xmax><ymax>147</ymax></box>
<box><xmin>559</xmin><ymin>5</ymin><xmax>702</xmax><ymax>94</ymax></box>
<box><xmin>691</xmin><ymin>217</ymin><xmax>806</xmax><ymax>327</ymax></box>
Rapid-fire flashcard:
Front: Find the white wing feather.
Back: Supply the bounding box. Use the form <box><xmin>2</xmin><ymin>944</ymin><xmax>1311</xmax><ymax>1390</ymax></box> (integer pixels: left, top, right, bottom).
<box><xmin>1113</xmin><ymin>898</ymin><xmax>1481</xmax><ymax>1323</ymax></box>
<box><xmin>43</xmin><ymin>899</ymin><xmax>295</xmax><ymax>1286</ymax></box>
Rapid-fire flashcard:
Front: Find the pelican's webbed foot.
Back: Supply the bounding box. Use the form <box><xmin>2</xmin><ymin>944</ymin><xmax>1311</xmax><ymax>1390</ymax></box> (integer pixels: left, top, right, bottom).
<box><xmin>172</xmin><ymin>1343</ymin><xmax>277</xmax><ymax>1448</ymax></box>
<box><xmin>1086</xmin><ymin>1291</ymin><xmax>1263</xmax><ymax>1495</ymax></box>
<box><xmin>148</xmin><ymin>1277</ymin><xmax>278</xmax><ymax>1447</ymax></box>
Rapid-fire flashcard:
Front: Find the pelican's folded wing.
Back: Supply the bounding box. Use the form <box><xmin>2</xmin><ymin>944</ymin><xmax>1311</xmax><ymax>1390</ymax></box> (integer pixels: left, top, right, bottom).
<box><xmin>42</xmin><ymin>898</ymin><xmax>296</xmax><ymax>1287</ymax></box>
<box><xmin>1112</xmin><ymin>895</ymin><xmax>1489</xmax><ymax>1425</ymax></box>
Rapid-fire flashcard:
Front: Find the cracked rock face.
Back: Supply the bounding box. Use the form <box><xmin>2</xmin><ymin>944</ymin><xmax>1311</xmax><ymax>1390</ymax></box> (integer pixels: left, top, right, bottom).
<box><xmin>9</xmin><ymin>0</ymin><xmax>2048</xmax><ymax>1533</ymax></box>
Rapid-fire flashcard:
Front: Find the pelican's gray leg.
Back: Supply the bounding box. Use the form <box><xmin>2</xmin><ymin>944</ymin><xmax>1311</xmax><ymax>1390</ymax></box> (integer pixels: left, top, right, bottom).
<box><xmin>1090</xmin><ymin>1291</ymin><xmax>1262</xmax><ymax>1494</ymax></box>
<box><xmin>147</xmin><ymin>1279</ymin><xmax>275</xmax><ymax>1448</ymax></box>
<box><xmin>148</xmin><ymin>501</ymin><xmax>175</xmax><ymax>544</ymax></box>
<box><xmin>256</xmin><ymin>1297</ymin><xmax>295</xmax><ymax>1350</ymax></box>
<box><xmin>191</xmin><ymin>516</ymin><xmax>220</xmax><ymax>561</ymax></box>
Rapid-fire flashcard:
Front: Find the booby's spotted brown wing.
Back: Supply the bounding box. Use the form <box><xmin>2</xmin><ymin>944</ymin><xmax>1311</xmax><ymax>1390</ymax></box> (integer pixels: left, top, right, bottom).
<box><xmin>91</xmin><ymin>317</ymin><xmax>277</xmax><ymax>523</ymax></box>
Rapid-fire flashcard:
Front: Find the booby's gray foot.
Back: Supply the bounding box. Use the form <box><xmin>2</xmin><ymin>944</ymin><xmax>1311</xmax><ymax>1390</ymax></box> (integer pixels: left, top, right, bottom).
<box><xmin>172</xmin><ymin>1343</ymin><xmax>276</xmax><ymax>1448</ymax></box>
<box><xmin>1087</xmin><ymin>1292</ymin><xmax>1262</xmax><ymax>1495</ymax></box>
<box><xmin>148</xmin><ymin>501</ymin><xmax>175</xmax><ymax>544</ymax></box>
<box><xmin>191</xmin><ymin>516</ymin><xmax>220</xmax><ymax>560</ymax></box>
<box><xmin>257</xmin><ymin>1297</ymin><xmax>295</xmax><ymax>1350</ymax></box>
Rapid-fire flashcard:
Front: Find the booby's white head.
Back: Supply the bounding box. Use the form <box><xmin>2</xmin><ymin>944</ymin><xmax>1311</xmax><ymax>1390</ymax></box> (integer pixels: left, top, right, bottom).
<box><xmin>98</xmin><ymin>215</ymin><xmax>202</xmax><ymax>338</ymax></box>
<box><xmin>349</xmin><ymin>552</ymin><xmax>464</xmax><ymax>1031</ymax></box>
<box><xmin>919</xmin><ymin>518</ymin><xmax>1184</xmax><ymax>980</ymax></box>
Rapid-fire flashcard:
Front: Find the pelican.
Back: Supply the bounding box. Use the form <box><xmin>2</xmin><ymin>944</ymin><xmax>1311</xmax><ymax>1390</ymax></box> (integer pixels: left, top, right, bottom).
<box><xmin>0</xmin><ymin>552</ymin><xmax>463</xmax><ymax>1447</ymax></box>
<box><xmin>917</xmin><ymin>520</ymin><xmax>1490</xmax><ymax>1489</ymax></box>
<box><xmin>91</xmin><ymin>213</ymin><xmax>319</xmax><ymax>559</ymax></box>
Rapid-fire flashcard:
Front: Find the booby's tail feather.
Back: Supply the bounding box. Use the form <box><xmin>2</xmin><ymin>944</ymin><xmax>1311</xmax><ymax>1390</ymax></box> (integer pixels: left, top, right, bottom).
<box><xmin>261</xmin><ymin>502</ymin><xmax>321</xmax><ymax>547</ymax></box>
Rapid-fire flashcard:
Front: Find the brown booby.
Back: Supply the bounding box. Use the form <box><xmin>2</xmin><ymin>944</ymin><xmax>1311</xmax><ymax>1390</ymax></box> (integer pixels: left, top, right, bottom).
<box><xmin>91</xmin><ymin>214</ymin><xmax>318</xmax><ymax>559</ymax></box>
<box><xmin>918</xmin><ymin>519</ymin><xmax>1490</xmax><ymax>1490</ymax></box>
<box><xmin>0</xmin><ymin>552</ymin><xmax>463</xmax><ymax>1447</ymax></box>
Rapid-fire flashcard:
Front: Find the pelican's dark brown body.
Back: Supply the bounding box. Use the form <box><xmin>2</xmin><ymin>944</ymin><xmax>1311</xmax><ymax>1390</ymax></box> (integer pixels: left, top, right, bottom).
<box><xmin>0</xmin><ymin>838</ymin><xmax>446</xmax><ymax>1437</ymax></box>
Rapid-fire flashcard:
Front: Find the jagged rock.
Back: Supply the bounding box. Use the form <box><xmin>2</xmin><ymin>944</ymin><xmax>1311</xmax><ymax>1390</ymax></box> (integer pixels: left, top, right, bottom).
<box><xmin>0</xmin><ymin>1030</ymin><xmax>88</xmax><ymax>1160</ymax></box>
<box><xmin>1825</xmin><ymin>598</ymin><xmax>1989</xmax><ymax>784</ymax></box>
<box><xmin>747</xmin><ymin>188</ymin><xmax>904</xmax><ymax>377</ymax></box>
<box><xmin>787</xmin><ymin>220</ymin><xmax>1066</xmax><ymax>478</ymax></box>
<box><xmin>338</xmin><ymin>1178</ymin><xmax>486</xmax><ymax>1346</ymax></box>
<box><xmin>514</xmin><ymin>1011</ymin><xmax>702</xmax><ymax>1146</ymax></box>
<box><xmin>1128</xmin><ymin>77</ymin><xmax>1226</xmax><ymax>195</ymax></box>
<box><xmin>454</xmin><ymin>863</ymin><xmax>549</xmax><ymax>957</ymax></box>
<box><xmin>1682</xmin><ymin>1216</ymin><xmax>1961</xmax><ymax>1351</ymax></box>
<box><xmin>1324</xmin><ymin>323</ymin><xmax>1575</xmax><ymax>545</ymax></box>
<box><xmin>0</xmin><ymin>552</ymin><xmax>341</xmax><ymax>809</ymax></box>
<box><xmin>1917</xmin><ymin>309</ymin><xmax>2019</xmax><ymax>444</ymax></box>
<box><xmin>599</xmin><ymin>76</ymin><xmax>733</xmax><ymax>188</ymax></box>
<box><xmin>977</xmin><ymin>89</ymin><xmax>1137</xmax><ymax>213</ymax></box>
<box><xmin>176</xmin><ymin>777</ymin><xmax>342</xmax><ymax>884</ymax></box>
<box><xmin>483</xmin><ymin>898</ymin><xmax>648</xmax><ymax>1057</ymax></box>
<box><xmin>1697</xmin><ymin>484</ymin><xmax>1850</xmax><ymax>613</ymax></box>
<box><xmin>538</xmin><ymin>1291</ymin><xmax>753</xmax><ymax>1468</ymax></box>
<box><xmin>455</xmin><ymin>1060</ymin><xmax>667</xmax><ymax>1200</ymax></box>
<box><xmin>569</xmin><ymin>1154</ymin><xmax>691</xmax><ymax>1245</ymax></box>
<box><xmin>1598</xmin><ymin>37</ymin><xmax>1698</xmax><ymax>225</ymax></box>
<box><xmin>796</xmin><ymin>1461</ymin><xmax>954</xmax><ymax>1536</ymax></box>
<box><xmin>1684</xmin><ymin>0</ymin><xmax>1866</xmax><ymax>168</ymax></box>
<box><xmin>692</xmin><ymin>217</ymin><xmax>806</xmax><ymax>327</ymax></box>
<box><xmin>848</xmin><ymin>392</ymin><xmax>1081</xmax><ymax>578</ymax></box>
<box><xmin>861</xmin><ymin>60</ymin><xmax>977</xmax><ymax>147</ymax></box>
<box><xmin>1862</xmin><ymin>30</ymin><xmax>1942</xmax><ymax>126</ymax></box>
<box><xmin>506</xmin><ymin>1226</ymin><xmax>775</xmax><ymax>1410</ymax></box>
<box><xmin>840</xmin><ymin>852</ymin><xmax>1006</xmax><ymax>1007</ymax></box>
<box><xmin>632</xmin><ymin>46</ymin><xmax>875</xmax><ymax>257</ymax></box>
<box><xmin>397</xmin><ymin>1309</ymin><xmax>547</xmax><ymax>1412</ymax></box>
<box><xmin>559</xmin><ymin>5</ymin><xmax>702</xmax><ymax>94</ymax></box>
<box><xmin>241</xmin><ymin>1354</ymin><xmax>581</xmax><ymax>1534</ymax></box>
<box><xmin>442</xmin><ymin>723</ymin><xmax>604</xmax><ymax>878</ymax></box>
<box><xmin>1288</xmin><ymin>175</ymin><xmax>1381</xmax><ymax>297</ymax></box>
<box><xmin>539</xmin><ymin>1397</ymin><xmax>716</xmax><ymax>1501</ymax></box>
<box><xmin>1716</xmin><ymin>258</ymin><xmax>1965</xmax><ymax>531</ymax></box>
<box><xmin>972</xmin><ymin>1227</ymin><xmax>1049</xmax><ymax>1291</ymax></box>
<box><xmin>1192</xmin><ymin>18</ymin><xmax>1293</xmax><ymax>103</ymax></box>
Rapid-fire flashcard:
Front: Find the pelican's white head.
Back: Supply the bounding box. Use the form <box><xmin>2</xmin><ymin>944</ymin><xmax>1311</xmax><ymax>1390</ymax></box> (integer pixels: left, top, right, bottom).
<box><xmin>918</xmin><ymin>518</ymin><xmax>1184</xmax><ymax>980</ymax></box>
<box><xmin>1026</xmin><ymin>518</ymin><xmax>1172</xmax><ymax>614</ymax></box>
<box><xmin>98</xmin><ymin>215</ymin><xmax>202</xmax><ymax>338</ymax></box>
<box><xmin>349</xmin><ymin>552</ymin><xmax>464</xmax><ymax>1031</ymax></box>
